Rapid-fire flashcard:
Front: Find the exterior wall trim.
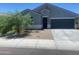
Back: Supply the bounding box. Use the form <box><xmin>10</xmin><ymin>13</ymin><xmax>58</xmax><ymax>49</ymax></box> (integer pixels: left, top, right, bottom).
<box><xmin>50</xmin><ymin>17</ymin><xmax>76</xmax><ymax>19</ymax></box>
<box><xmin>27</xmin><ymin>25</ymin><xmax>42</xmax><ymax>29</ymax></box>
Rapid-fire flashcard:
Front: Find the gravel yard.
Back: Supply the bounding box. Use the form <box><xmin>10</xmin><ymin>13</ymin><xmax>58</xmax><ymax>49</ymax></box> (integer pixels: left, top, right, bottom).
<box><xmin>24</xmin><ymin>29</ymin><xmax>52</xmax><ymax>39</ymax></box>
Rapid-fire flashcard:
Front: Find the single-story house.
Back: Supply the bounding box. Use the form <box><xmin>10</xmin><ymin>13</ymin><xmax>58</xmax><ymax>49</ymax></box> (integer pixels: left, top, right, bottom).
<box><xmin>21</xmin><ymin>3</ymin><xmax>79</xmax><ymax>29</ymax></box>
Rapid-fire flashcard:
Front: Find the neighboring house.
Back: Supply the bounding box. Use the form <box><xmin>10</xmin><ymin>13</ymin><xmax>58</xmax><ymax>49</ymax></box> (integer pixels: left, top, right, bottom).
<box><xmin>21</xmin><ymin>3</ymin><xmax>79</xmax><ymax>29</ymax></box>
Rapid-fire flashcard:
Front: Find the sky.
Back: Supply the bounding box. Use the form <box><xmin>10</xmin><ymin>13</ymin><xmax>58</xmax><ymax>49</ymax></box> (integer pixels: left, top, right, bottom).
<box><xmin>0</xmin><ymin>3</ymin><xmax>79</xmax><ymax>14</ymax></box>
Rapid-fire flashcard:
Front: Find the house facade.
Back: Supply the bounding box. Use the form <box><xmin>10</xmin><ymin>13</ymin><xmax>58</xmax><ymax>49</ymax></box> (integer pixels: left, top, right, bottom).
<box><xmin>21</xmin><ymin>3</ymin><xmax>79</xmax><ymax>29</ymax></box>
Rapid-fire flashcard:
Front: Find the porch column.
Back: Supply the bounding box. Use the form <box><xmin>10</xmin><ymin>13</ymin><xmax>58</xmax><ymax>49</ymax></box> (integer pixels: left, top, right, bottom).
<box><xmin>75</xmin><ymin>19</ymin><xmax>78</xmax><ymax>29</ymax></box>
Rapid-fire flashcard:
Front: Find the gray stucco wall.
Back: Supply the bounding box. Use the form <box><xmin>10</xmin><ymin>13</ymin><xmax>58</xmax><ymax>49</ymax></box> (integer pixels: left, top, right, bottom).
<box><xmin>26</xmin><ymin>11</ymin><xmax>43</xmax><ymax>29</ymax></box>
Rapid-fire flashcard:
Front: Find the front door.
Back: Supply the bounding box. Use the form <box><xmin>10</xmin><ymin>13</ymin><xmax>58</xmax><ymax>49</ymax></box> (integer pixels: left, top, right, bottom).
<box><xmin>42</xmin><ymin>17</ymin><xmax>47</xmax><ymax>29</ymax></box>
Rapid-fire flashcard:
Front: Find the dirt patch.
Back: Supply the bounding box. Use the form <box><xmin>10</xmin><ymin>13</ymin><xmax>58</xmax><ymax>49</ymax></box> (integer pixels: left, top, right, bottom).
<box><xmin>25</xmin><ymin>29</ymin><xmax>52</xmax><ymax>39</ymax></box>
<box><xmin>2</xmin><ymin>29</ymin><xmax>53</xmax><ymax>40</ymax></box>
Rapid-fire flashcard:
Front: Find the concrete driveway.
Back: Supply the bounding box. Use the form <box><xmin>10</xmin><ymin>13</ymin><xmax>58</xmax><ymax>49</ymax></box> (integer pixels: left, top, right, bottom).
<box><xmin>52</xmin><ymin>29</ymin><xmax>79</xmax><ymax>41</ymax></box>
<box><xmin>51</xmin><ymin>29</ymin><xmax>79</xmax><ymax>51</ymax></box>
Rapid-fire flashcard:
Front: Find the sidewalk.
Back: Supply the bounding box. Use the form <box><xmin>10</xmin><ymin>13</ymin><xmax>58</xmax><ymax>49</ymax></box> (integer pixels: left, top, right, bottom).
<box><xmin>0</xmin><ymin>38</ymin><xmax>56</xmax><ymax>49</ymax></box>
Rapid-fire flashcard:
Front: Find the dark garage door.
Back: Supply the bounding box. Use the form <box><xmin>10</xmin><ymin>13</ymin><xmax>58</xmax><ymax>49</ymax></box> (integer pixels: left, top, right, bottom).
<box><xmin>51</xmin><ymin>19</ymin><xmax>74</xmax><ymax>29</ymax></box>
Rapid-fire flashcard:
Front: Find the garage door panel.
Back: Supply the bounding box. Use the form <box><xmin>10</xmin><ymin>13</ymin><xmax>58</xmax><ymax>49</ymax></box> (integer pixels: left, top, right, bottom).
<box><xmin>51</xmin><ymin>19</ymin><xmax>74</xmax><ymax>29</ymax></box>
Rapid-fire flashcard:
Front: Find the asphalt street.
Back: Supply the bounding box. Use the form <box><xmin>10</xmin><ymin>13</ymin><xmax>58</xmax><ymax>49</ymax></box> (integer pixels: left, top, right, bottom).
<box><xmin>0</xmin><ymin>47</ymin><xmax>79</xmax><ymax>55</ymax></box>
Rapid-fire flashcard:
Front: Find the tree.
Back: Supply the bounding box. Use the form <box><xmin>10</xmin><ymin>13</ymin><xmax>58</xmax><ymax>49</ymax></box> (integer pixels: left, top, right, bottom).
<box><xmin>0</xmin><ymin>16</ymin><xmax>11</xmax><ymax>35</ymax></box>
<box><xmin>0</xmin><ymin>12</ymin><xmax>33</xmax><ymax>36</ymax></box>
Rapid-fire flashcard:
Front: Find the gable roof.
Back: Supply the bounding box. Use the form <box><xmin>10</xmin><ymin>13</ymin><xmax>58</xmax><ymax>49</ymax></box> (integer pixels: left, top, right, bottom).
<box><xmin>21</xmin><ymin>9</ymin><xmax>31</xmax><ymax>15</ymax></box>
<box><xmin>21</xmin><ymin>3</ymin><xmax>79</xmax><ymax>18</ymax></box>
<box><xmin>21</xmin><ymin>9</ymin><xmax>41</xmax><ymax>17</ymax></box>
<box><xmin>33</xmin><ymin>3</ymin><xmax>79</xmax><ymax>17</ymax></box>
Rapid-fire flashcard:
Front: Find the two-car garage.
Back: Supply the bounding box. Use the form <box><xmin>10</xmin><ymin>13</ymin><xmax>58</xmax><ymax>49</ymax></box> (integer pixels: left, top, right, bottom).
<box><xmin>51</xmin><ymin>19</ymin><xmax>75</xmax><ymax>29</ymax></box>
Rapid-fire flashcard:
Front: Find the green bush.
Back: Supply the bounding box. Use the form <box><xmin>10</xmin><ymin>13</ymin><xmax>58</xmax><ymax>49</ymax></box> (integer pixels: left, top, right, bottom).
<box><xmin>0</xmin><ymin>12</ymin><xmax>33</xmax><ymax>36</ymax></box>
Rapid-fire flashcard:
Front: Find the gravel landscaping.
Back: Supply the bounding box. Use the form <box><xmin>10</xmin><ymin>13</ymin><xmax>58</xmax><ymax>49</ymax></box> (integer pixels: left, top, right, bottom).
<box><xmin>0</xmin><ymin>29</ymin><xmax>52</xmax><ymax>40</ymax></box>
<box><xmin>24</xmin><ymin>29</ymin><xmax>52</xmax><ymax>39</ymax></box>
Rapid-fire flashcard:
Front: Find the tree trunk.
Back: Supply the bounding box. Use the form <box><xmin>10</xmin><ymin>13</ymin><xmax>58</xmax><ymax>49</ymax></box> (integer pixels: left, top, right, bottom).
<box><xmin>16</xmin><ymin>25</ymin><xmax>21</xmax><ymax>36</ymax></box>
